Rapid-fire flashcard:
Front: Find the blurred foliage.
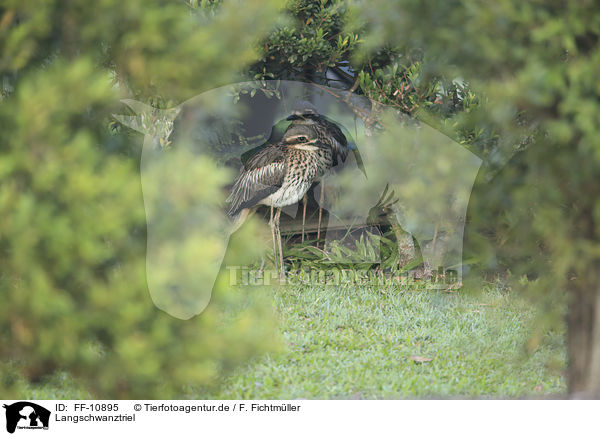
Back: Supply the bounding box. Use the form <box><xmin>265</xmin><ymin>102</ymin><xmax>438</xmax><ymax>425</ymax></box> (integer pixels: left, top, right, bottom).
<box><xmin>0</xmin><ymin>0</ymin><xmax>285</xmax><ymax>398</ymax></box>
<box><xmin>0</xmin><ymin>0</ymin><xmax>286</xmax><ymax>102</ymax></box>
<box><xmin>355</xmin><ymin>0</ymin><xmax>600</xmax><ymax>394</ymax></box>
<box><xmin>3</xmin><ymin>0</ymin><xmax>598</xmax><ymax>398</ymax></box>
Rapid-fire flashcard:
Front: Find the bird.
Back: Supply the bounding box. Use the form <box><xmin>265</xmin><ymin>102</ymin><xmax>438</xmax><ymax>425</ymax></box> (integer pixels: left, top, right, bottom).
<box><xmin>285</xmin><ymin>101</ymin><xmax>362</xmax><ymax>243</ymax></box>
<box><xmin>227</xmin><ymin>123</ymin><xmax>333</xmax><ymax>277</ymax></box>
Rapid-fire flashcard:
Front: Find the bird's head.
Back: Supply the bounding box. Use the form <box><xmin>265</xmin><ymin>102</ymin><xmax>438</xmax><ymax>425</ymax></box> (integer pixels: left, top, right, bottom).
<box><xmin>286</xmin><ymin>100</ymin><xmax>319</xmax><ymax>122</ymax></box>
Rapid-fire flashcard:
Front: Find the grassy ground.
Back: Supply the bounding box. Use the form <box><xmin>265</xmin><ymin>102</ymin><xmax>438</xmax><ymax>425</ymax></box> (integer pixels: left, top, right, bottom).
<box><xmin>20</xmin><ymin>281</ymin><xmax>566</xmax><ymax>399</ymax></box>
<box><xmin>212</xmin><ymin>282</ymin><xmax>566</xmax><ymax>399</ymax></box>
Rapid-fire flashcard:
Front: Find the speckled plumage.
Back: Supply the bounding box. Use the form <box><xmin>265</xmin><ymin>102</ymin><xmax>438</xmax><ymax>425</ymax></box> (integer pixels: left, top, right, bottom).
<box><xmin>286</xmin><ymin>112</ymin><xmax>348</xmax><ymax>167</ymax></box>
<box><xmin>227</xmin><ymin>124</ymin><xmax>331</xmax><ymax>218</ymax></box>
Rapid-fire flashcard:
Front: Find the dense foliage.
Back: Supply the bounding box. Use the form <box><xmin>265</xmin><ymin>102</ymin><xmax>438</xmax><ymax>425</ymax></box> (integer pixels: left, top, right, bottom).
<box><xmin>0</xmin><ymin>0</ymin><xmax>283</xmax><ymax>398</ymax></box>
<box><xmin>2</xmin><ymin>0</ymin><xmax>598</xmax><ymax>398</ymax></box>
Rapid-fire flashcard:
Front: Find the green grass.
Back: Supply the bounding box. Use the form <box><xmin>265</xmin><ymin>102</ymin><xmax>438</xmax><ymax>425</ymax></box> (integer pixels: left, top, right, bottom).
<box><xmin>212</xmin><ymin>282</ymin><xmax>566</xmax><ymax>399</ymax></box>
<box><xmin>18</xmin><ymin>282</ymin><xmax>566</xmax><ymax>399</ymax></box>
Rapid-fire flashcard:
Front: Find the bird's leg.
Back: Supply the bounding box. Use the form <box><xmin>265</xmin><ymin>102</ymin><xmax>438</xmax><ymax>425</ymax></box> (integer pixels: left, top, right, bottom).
<box><xmin>257</xmin><ymin>256</ymin><xmax>265</xmax><ymax>281</ymax></box>
<box><xmin>301</xmin><ymin>195</ymin><xmax>307</xmax><ymax>243</ymax></box>
<box><xmin>316</xmin><ymin>181</ymin><xmax>325</xmax><ymax>247</ymax></box>
<box><xmin>269</xmin><ymin>205</ymin><xmax>279</xmax><ymax>273</ymax></box>
<box><xmin>275</xmin><ymin>208</ymin><xmax>285</xmax><ymax>278</ymax></box>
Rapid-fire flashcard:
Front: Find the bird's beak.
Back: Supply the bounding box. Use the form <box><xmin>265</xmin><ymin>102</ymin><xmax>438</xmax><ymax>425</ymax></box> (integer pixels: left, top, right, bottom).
<box><xmin>286</xmin><ymin>114</ymin><xmax>301</xmax><ymax>121</ymax></box>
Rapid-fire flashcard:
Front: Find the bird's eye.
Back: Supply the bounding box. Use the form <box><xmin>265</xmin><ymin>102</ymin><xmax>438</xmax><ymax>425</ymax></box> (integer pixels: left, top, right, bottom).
<box><xmin>298</xmin><ymin>136</ymin><xmax>308</xmax><ymax>142</ymax></box>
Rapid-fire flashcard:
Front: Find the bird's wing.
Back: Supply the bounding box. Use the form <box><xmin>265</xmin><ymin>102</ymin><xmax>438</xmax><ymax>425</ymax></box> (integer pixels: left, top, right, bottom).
<box><xmin>324</xmin><ymin>116</ymin><xmax>367</xmax><ymax>178</ymax></box>
<box><xmin>325</xmin><ymin>118</ymin><xmax>348</xmax><ymax>147</ymax></box>
<box><xmin>227</xmin><ymin>145</ymin><xmax>287</xmax><ymax>217</ymax></box>
<box><xmin>320</xmin><ymin>117</ymin><xmax>349</xmax><ymax>165</ymax></box>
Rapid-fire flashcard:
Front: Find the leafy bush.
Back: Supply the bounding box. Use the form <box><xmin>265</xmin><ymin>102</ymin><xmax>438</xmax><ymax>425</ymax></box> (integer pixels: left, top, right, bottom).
<box><xmin>0</xmin><ymin>0</ymin><xmax>284</xmax><ymax>398</ymax></box>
